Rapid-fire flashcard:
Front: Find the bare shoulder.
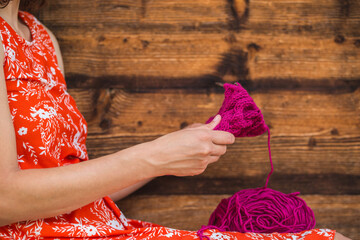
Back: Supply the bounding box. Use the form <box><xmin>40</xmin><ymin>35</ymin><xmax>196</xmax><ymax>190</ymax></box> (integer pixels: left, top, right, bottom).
<box><xmin>41</xmin><ymin>24</ymin><xmax>65</xmax><ymax>76</ymax></box>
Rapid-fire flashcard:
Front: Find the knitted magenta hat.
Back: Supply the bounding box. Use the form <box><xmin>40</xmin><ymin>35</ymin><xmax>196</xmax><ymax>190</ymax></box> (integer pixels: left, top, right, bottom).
<box><xmin>205</xmin><ymin>82</ymin><xmax>268</xmax><ymax>137</ymax></box>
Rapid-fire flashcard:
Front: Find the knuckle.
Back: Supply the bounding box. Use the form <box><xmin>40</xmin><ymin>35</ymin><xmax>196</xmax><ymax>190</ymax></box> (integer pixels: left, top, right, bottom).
<box><xmin>199</xmin><ymin>145</ymin><xmax>212</xmax><ymax>155</ymax></box>
<box><xmin>192</xmin><ymin>167</ymin><xmax>205</xmax><ymax>176</ymax></box>
<box><xmin>198</xmin><ymin>166</ymin><xmax>206</xmax><ymax>174</ymax></box>
<box><xmin>200</xmin><ymin>159</ymin><xmax>208</xmax><ymax>168</ymax></box>
<box><xmin>220</xmin><ymin>145</ymin><xmax>227</xmax><ymax>155</ymax></box>
<box><xmin>212</xmin><ymin>156</ymin><xmax>220</xmax><ymax>163</ymax></box>
<box><xmin>197</xmin><ymin>130</ymin><xmax>211</xmax><ymax>141</ymax></box>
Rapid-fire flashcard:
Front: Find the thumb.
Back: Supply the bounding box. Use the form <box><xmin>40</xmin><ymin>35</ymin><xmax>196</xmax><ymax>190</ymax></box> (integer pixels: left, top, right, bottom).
<box><xmin>205</xmin><ymin>114</ymin><xmax>221</xmax><ymax>130</ymax></box>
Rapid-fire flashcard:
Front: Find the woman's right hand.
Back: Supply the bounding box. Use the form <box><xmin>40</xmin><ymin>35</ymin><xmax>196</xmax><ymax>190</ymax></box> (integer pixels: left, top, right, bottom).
<box><xmin>146</xmin><ymin>114</ymin><xmax>235</xmax><ymax>177</ymax></box>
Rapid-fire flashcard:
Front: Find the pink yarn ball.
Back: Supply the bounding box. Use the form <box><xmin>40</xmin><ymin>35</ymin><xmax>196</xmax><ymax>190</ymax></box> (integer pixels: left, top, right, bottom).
<box><xmin>198</xmin><ymin>187</ymin><xmax>315</xmax><ymax>239</ymax></box>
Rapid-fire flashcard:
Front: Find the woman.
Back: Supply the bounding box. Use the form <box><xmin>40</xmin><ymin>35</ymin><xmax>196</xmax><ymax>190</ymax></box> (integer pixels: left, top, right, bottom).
<box><xmin>0</xmin><ymin>0</ymin><xmax>351</xmax><ymax>239</ymax></box>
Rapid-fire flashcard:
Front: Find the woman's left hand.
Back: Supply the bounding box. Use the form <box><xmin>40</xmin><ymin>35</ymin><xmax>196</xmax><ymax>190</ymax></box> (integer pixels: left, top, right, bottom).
<box><xmin>184</xmin><ymin>123</ymin><xmax>205</xmax><ymax>129</ymax></box>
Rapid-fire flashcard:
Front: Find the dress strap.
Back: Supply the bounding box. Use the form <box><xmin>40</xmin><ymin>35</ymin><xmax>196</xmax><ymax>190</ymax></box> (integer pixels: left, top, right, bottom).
<box><xmin>18</xmin><ymin>11</ymin><xmax>60</xmax><ymax>69</ymax></box>
<box><xmin>0</xmin><ymin>14</ymin><xmax>13</xmax><ymax>66</ymax></box>
<box><xmin>0</xmin><ymin>10</ymin><xmax>64</xmax><ymax>87</ymax></box>
<box><xmin>0</xmin><ymin>11</ymin><xmax>36</xmax><ymax>46</ymax></box>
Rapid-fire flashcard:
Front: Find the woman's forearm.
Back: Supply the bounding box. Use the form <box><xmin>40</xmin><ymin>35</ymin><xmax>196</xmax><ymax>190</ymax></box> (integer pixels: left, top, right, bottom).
<box><xmin>109</xmin><ymin>177</ymin><xmax>155</xmax><ymax>202</ymax></box>
<box><xmin>0</xmin><ymin>141</ymin><xmax>157</xmax><ymax>226</ymax></box>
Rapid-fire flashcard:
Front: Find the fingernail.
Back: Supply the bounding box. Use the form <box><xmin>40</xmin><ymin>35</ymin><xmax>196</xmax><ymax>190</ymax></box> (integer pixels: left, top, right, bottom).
<box><xmin>213</xmin><ymin>114</ymin><xmax>220</xmax><ymax>122</ymax></box>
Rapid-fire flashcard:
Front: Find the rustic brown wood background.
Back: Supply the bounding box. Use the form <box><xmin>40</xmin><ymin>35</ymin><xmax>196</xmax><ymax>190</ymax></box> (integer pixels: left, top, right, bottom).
<box><xmin>37</xmin><ymin>0</ymin><xmax>359</xmax><ymax>239</ymax></box>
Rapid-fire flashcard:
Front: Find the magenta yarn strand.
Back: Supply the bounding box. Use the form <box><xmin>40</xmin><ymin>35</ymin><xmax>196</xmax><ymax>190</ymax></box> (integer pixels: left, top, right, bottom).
<box><xmin>197</xmin><ymin>82</ymin><xmax>316</xmax><ymax>240</ymax></box>
<box><xmin>264</xmin><ymin>126</ymin><xmax>273</xmax><ymax>188</ymax></box>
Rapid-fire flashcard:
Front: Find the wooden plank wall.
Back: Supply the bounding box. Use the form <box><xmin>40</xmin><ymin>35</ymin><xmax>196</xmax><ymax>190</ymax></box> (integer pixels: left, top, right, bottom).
<box><xmin>37</xmin><ymin>0</ymin><xmax>360</xmax><ymax>239</ymax></box>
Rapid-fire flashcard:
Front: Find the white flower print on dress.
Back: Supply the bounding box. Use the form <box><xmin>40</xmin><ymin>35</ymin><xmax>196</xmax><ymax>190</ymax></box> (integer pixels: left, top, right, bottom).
<box><xmin>84</xmin><ymin>226</ymin><xmax>98</xmax><ymax>236</ymax></box>
<box><xmin>107</xmin><ymin>220</ymin><xmax>124</xmax><ymax>230</ymax></box>
<box><xmin>317</xmin><ymin>229</ymin><xmax>332</xmax><ymax>237</ymax></box>
<box><xmin>300</xmin><ymin>230</ymin><xmax>314</xmax><ymax>238</ymax></box>
<box><xmin>22</xmin><ymin>141</ymin><xmax>38</xmax><ymax>165</ymax></box>
<box><xmin>210</xmin><ymin>232</ymin><xmax>231</xmax><ymax>240</ymax></box>
<box><xmin>245</xmin><ymin>232</ymin><xmax>266</xmax><ymax>240</ymax></box>
<box><xmin>8</xmin><ymin>92</ymin><xmax>18</xmax><ymax>101</ymax></box>
<box><xmin>18</xmin><ymin>126</ymin><xmax>27</xmax><ymax>135</ymax></box>
<box><xmin>72</xmin><ymin>130</ymin><xmax>86</xmax><ymax>159</ymax></box>
<box><xmin>30</xmin><ymin>107</ymin><xmax>56</xmax><ymax>119</ymax></box>
<box><xmin>7</xmin><ymin>47</ymin><xmax>15</xmax><ymax>61</ymax></box>
<box><xmin>119</xmin><ymin>211</ymin><xmax>130</xmax><ymax>227</ymax></box>
<box><xmin>9</xmin><ymin>108</ymin><xmax>17</xmax><ymax>120</ymax></box>
<box><xmin>17</xmin><ymin>154</ymin><xmax>25</xmax><ymax>163</ymax></box>
<box><xmin>89</xmin><ymin>198</ymin><xmax>125</xmax><ymax>233</ymax></box>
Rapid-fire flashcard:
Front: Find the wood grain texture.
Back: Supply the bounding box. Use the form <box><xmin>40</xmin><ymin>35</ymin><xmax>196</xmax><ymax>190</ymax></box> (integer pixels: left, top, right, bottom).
<box><xmin>68</xmin><ymin>88</ymin><xmax>360</xmax><ymax>136</ymax></box>
<box><xmin>37</xmin><ymin>0</ymin><xmax>360</xmax><ymax>90</ymax></box>
<box><xmin>129</xmin><ymin>174</ymin><xmax>360</xmax><ymax>195</ymax></box>
<box><xmin>38</xmin><ymin>0</ymin><xmax>360</xmax><ymax>34</ymax></box>
<box><xmin>117</xmin><ymin>194</ymin><xmax>360</xmax><ymax>239</ymax></box>
<box><xmin>52</xmin><ymin>32</ymin><xmax>360</xmax><ymax>90</ymax></box>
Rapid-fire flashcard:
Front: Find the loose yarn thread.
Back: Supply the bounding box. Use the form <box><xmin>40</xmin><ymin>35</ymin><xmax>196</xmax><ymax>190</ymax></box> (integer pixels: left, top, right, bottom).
<box><xmin>197</xmin><ymin>83</ymin><xmax>316</xmax><ymax>239</ymax></box>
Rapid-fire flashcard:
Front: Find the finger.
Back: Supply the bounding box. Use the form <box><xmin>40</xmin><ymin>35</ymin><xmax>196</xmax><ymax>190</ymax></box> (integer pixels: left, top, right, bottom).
<box><xmin>184</xmin><ymin>123</ymin><xmax>204</xmax><ymax>129</ymax></box>
<box><xmin>207</xmin><ymin>155</ymin><xmax>220</xmax><ymax>164</ymax></box>
<box><xmin>204</xmin><ymin>114</ymin><xmax>221</xmax><ymax>130</ymax></box>
<box><xmin>209</xmin><ymin>144</ymin><xmax>227</xmax><ymax>156</ymax></box>
<box><xmin>210</xmin><ymin>131</ymin><xmax>235</xmax><ymax>145</ymax></box>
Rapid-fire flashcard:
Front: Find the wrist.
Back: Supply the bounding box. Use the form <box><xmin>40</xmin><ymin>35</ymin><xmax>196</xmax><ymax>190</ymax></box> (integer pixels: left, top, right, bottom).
<box><xmin>141</xmin><ymin>139</ymin><xmax>165</xmax><ymax>177</ymax></box>
<box><xmin>118</xmin><ymin>140</ymin><xmax>163</xmax><ymax>179</ymax></box>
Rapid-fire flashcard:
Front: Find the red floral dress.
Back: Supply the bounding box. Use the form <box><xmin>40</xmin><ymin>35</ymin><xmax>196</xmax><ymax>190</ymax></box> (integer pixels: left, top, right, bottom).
<box><xmin>0</xmin><ymin>11</ymin><xmax>336</xmax><ymax>240</ymax></box>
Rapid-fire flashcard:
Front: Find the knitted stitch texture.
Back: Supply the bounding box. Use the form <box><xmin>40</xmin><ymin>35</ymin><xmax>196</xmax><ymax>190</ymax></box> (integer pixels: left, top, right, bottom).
<box><xmin>205</xmin><ymin>82</ymin><xmax>268</xmax><ymax>137</ymax></box>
